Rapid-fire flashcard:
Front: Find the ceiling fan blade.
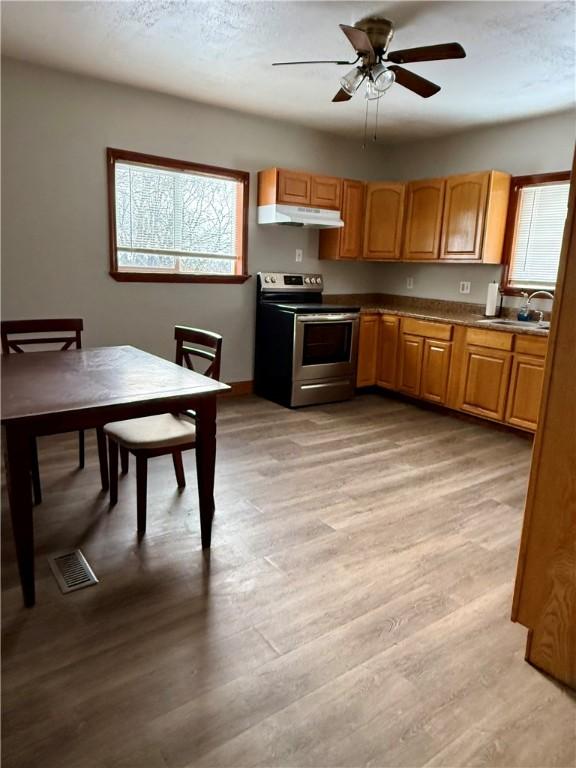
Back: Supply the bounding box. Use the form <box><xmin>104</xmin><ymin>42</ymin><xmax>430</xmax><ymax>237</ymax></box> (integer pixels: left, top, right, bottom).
<box><xmin>273</xmin><ymin>59</ymin><xmax>354</xmax><ymax>66</ymax></box>
<box><xmin>332</xmin><ymin>88</ymin><xmax>353</xmax><ymax>103</ymax></box>
<box><xmin>387</xmin><ymin>42</ymin><xmax>465</xmax><ymax>64</ymax></box>
<box><xmin>339</xmin><ymin>24</ymin><xmax>375</xmax><ymax>59</ymax></box>
<box><xmin>388</xmin><ymin>66</ymin><xmax>441</xmax><ymax>98</ymax></box>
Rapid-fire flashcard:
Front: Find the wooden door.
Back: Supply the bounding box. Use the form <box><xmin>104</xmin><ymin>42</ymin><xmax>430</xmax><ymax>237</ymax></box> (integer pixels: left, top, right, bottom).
<box><xmin>277</xmin><ymin>170</ymin><xmax>311</xmax><ymax>205</ymax></box>
<box><xmin>310</xmin><ymin>175</ymin><xmax>342</xmax><ymax>209</ymax></box>
<box><xmin>505</xmin><ymin>354</ymin><xmax>545</xmax><ymax>431</ymax></box>
<box><xmin>440</xmin><ymin>172</ymin><xmax>490</xmax><ymax>260</ymax></box>
<box><xmin>356</xmin><ymin>314</ymin><xmax>379</xmax><ymax>387</ymax></box>
<box><xmin>377</xmin><ymin>315</ymin><xmax>399</xmax><ymax>389</ymax></box>
<box><xmin>403</xmin><ymin>178</ymin><xmax>446</xmax><ymax>260</ymax></box>
<box><xmin>363</xmin><ymin>183</ymin><xmax>405</xmax><ymax>260</ymax></box>
<box><xmin>398</xmin><ymin>334</ymin><xmax>423</xmax><ymax>396</ymax></box>
<box><xmin>421</xmin><ymin>339</ymin><xmax>452</xmax><ymax>404</ymax></box>
<box><xmin>458</xmin><ymin>345</ymin><xmax>512</xmax><ymax>420</ymax></box>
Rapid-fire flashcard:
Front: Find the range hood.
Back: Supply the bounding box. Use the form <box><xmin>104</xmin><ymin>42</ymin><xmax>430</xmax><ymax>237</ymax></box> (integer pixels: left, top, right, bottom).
<box><xmin>257</xmin><ymin>203</ymin><xmax>344</xmax><ymax>229</ymax></box>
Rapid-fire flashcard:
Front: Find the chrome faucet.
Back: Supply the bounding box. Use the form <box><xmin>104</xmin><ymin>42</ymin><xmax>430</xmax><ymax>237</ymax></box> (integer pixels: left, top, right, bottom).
<box><xmin>527</xmin><ymin>291</ymin><xmax>555</xmax><ymax>325</ymax></box>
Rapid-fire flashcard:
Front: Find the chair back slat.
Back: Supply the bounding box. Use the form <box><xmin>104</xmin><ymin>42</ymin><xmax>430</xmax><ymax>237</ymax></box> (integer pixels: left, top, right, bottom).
<box><xmin>1</xmin><ymin>319</ymin><xmax>83</xmax><ymax>355</ymax></box>
<box><xmin>174</xmin><ymin>326</ymin><xmax>222</xmax><ymax>381</ymax></box>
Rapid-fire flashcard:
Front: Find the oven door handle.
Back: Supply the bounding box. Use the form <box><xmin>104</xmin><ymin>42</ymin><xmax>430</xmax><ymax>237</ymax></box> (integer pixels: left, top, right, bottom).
<box><xmin>296</xmin><ymin>313</ymin><xmax>359</xmax><ymax>323</ymax></box>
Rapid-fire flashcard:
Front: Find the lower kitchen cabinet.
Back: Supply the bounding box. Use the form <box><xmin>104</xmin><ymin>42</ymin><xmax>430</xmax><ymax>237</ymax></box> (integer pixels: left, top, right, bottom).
<box><xmin>458</xmin><ymin>345</ymin><xmax>512</xmax><ymax>421</ymax></box>
<box><xmin>398</xmin><ymin>334</ymin><xmax>423</xmax><ymax>395</ymax></box>
<box><xmin>356</xmin><ymin>314</ymin><xmax>379</xmax><ymax>387</ymax></box>
<box><xmin>505</xmin><ymin>354</ymin><xmax>545</xmax><ymax>431</ymax></box>
<box><xmin>356</xmin><ymin>312</ymin><xmax>547</xmax><ymax>433</ymax></box>
<box><xmin>376</xmin><ymin>315</ymin><xmax>399</xmax><ymax>388</ymax></box>
<box><xmin>421</xmin><ymin>339</ymin><xmax>452</xmax><ymax>404</ymax></box>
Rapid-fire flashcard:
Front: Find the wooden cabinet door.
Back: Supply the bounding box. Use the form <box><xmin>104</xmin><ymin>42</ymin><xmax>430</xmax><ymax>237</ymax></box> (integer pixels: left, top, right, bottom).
<box><xmin>421</xmin><ymin>339</ymin><xmax>452</xmax><ymax>404</ymax></box>
<box><xmin>458</xmin><ymin>345</ymin><xmax>512</xmax><ymax>420</ymax></box>
<box><xmin>340</xmin><ymin>180</ymin><xmax>365</xmax><ymax>259</ymax></box>
<box><xmin>377</xmin><ymin>315</ymin><xmax>399</xmax><ymax>389</ymax></box>
<box><xmin>505</xmin><ymin>354</ymin><xmax>545</xmax><ymax>431</ymax></box>
<box><xmin>403</xmin><ymin>178</ymin><xmax>446</xmax><ymax>260</ymax></box>
<box><xmin>318</xmin><ymin>180</ymin><xmax>364</xmax><ymax>260</ymax></box>
<box><xmin>277</xmin><ymin>170</ymin><xmax>311</xmax><ymax>205</ymax></box>
<box><xmin>398</xmin><ymin>334</ymin><xmax>424</xmax><ymax>396</ymax></box>
<box><xmin>440</xmin><ymin>172</ymin><xmax>489</xmax><ymax>260</ymax></box>
<box><xmin>364</xmin><ymin>183</ymin><xmax>405</xmax><ymax>260</ymax></box>
<box><xmin>310</xmin><ymin>175</ymin><xmax>342</xmax><ymax>209</ymax></box>
<box><xmin>356</xmin><ymin>314</ymin><xmax>379</xmax><ymax>387</ymax></box>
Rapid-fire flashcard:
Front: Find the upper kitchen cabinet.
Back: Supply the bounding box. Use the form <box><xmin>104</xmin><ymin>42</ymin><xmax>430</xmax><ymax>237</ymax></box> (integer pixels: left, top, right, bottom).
<box><xmin>258</xmin><ymin>168</ymin><xmax>311</xmax><ymax>206</ymax></box>
<box><xmin>402</xmin><ymin>178</ymin><xmax>446</xmax><ymax>260</ymax></box>
<box><xmin>310</xmin><ymin>175</ymin><xmax>342</xmax><ymax>209</ymax></box>
<box><xmin>364</xmin><ymin>182</ymin><xmax>405</xmax><ymax>260</ymax></box>
<box><xmin>319</xmin><ymin>179</ymin><xmax>365</xmax><ymax>260</ymax></box>
<box><xmin>440</xmin><ymin>171</ymin><xmax>511</xmax><ymax>262</ymax></box>
<box><xmin>258</xmin><ymin>168</ymin><xmax>341</xmax><ymax>208</ymax></box>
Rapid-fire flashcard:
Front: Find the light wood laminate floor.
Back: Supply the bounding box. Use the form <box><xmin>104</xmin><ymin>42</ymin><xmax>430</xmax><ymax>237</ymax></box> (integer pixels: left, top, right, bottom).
<box><xmin>2</xmin><ymin>394</ymin><xmax>575</xmax><ymax>768</ymax></box>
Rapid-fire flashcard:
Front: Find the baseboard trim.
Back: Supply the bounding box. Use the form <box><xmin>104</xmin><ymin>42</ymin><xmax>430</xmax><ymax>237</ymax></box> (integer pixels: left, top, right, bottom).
<box><xmin>223</xmin><ymin>380</ymin><xmax>253</xmax><ymax>397</ymax></box>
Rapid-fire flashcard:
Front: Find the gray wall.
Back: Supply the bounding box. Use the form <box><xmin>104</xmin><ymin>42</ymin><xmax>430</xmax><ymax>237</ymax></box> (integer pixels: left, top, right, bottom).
<box><xmin>1</xmin><ymin>57</ymin><xmax>389</xmax><ymax>382</ymax></box>
<box><xmin>2</xmin><ymin>58</ymin><xmax>574</xmax><ymax>380</ymax></box>
<box><xmin>376</xmin><ymin>110</ymin><xmax>576</xmax><ymax>306</ymax></box>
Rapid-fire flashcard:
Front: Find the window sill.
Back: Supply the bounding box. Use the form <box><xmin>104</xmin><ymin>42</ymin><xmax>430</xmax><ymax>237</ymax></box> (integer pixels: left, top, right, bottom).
<box><xmin>501</xmin><ymin>286</ymin><xmax>556</xmax><ymax>297</ymax></box>
<box><xmin>110</xmin><ymin>272</ymin><xmax>251</xmax><ymax>284</ymax></box>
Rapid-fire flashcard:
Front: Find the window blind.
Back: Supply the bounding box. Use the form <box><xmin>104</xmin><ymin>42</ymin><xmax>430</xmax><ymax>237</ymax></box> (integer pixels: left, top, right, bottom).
<box><xmin>508</xmin><ymin>181</ymin><xmax>569</xmax><ymax>289</ymax></box>
<box><xmin>114</xmin><ymin>162</ymin><xmax>239</xmax><ymax>274</ymax></box>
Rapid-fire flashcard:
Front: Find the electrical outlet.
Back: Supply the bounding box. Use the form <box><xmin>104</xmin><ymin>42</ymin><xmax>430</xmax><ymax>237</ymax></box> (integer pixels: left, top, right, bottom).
<box><xmin>406</xmin><ymin>277</ymin><xmax>414</xmax><ymax>290</ymax></box>
<box><xmin>295</xmin><ymin>249</ymin><xmax>303</xmax><ymax>263</ymax></box>
<box><xmin>459</xmin><ymin>281</ymin><xmax>471</xmax><ymax>295</ymax></box>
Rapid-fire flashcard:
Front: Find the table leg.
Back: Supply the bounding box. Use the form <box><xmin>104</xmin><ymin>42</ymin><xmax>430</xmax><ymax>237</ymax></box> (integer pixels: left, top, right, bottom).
<box><xmin>4</xmin><ymin>426</ymin><xmax>35</xmax><ymax>607</ymax></box>
<box><xmin>96</xmin><ymin>427</ymin><xmax>109</xmax><ymax>491</ymax></box>
<box><xmin>195</xmin><ymin>397</ymin><xmax>217</xmax><ymax>549</ymax></box>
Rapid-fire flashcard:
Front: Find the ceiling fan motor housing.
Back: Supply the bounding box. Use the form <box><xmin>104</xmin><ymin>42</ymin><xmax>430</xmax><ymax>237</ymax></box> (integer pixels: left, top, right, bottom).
<box><xmin>355</xmin><ymin>16</ymin><xmax>395</xmax><ymax>56</ymax></box>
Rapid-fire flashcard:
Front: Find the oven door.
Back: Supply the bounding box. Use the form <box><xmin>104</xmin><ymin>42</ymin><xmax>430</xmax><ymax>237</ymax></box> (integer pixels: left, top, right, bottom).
<box><xmin>293</xmin><ymin>313</ymin><xmax>359</xmax><ymax>381</ymax></box>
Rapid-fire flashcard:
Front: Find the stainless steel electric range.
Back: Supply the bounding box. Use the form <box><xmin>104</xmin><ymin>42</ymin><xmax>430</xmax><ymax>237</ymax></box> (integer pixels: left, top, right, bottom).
<box><xmin>254</xmin><ymin>272</ymin><xmax>360</xmax><ymax>408</ymax></box>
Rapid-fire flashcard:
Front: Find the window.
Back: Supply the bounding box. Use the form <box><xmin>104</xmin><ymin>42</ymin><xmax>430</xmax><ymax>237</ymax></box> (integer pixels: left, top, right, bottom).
<box><xmin>503</xmin><ymin>171</ymin><xmax>570</xmax><ymax>293</ymax></box>
<box><xmin>107</xmin><ymin>148</ymin><xmax>249</xmax><ymax>283</ymax></box>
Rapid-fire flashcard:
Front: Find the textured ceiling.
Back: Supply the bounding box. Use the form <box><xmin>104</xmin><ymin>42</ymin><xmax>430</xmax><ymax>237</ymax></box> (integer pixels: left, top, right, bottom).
<box><xmin>2</xmin><ymin>1</ymin><xmax>575</xmax><ymax>141</ymax></box>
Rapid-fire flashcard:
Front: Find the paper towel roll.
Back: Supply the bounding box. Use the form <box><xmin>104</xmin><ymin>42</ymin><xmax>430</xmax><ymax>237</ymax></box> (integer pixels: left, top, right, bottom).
<box><xmin>485</xmin><ymin>282</ymin><xmax>500</xmax><ymax>317</ymax></box>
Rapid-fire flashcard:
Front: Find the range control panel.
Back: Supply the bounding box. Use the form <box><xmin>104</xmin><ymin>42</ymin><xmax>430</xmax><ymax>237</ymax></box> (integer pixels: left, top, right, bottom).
<box><xmin>258</xmin><ymin>272</ymin><xmax>323</xmax><ymax>291</ymax></box>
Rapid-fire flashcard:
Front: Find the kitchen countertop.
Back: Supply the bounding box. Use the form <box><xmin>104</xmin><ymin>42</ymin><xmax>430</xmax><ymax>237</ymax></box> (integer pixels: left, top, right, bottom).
<box><xmin>323</xmin><ymin>293</ymin><xmax>550</xmax><ymax>337</ymax></box>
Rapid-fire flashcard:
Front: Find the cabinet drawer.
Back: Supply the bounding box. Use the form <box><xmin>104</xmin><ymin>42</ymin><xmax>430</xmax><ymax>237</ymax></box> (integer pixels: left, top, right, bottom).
<box><xmin>466</xmin><ymin>327</ymin><xmax>513</xmax><ymax>351</ymax></box>
<box><xmin>514</xmin><ymin>334</ymin><xmax>548</xmax><ymax>357</ymax></box>
<box><xmin>401</xmin><ymin>317</ymin><xmax>452</xmax><ymax>341</ymax></box>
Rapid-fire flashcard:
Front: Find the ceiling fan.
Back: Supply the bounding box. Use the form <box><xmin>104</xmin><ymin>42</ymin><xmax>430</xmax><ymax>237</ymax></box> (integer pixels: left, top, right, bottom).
<box><xmin>273</xmin><ymin>15</ymin><xmax>466</xmax><ymax>102</ymax></box>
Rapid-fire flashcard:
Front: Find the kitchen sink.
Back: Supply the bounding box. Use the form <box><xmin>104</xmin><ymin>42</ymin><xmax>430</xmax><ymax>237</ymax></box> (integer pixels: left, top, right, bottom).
<box><xmin>477</xmin><ymin>318</ymin><xmax>550</xmax><ymax>330</ymax></box>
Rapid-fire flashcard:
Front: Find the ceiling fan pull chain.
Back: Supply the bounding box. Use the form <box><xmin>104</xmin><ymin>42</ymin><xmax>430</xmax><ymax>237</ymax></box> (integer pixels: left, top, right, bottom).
<box><xmin>373</xmin><ymin>95</ymin><xmax>381</xmax><ymax>142</ymax></box>
<box><xmin>362</xmin><ymin>97</ymin><xmax>369</xmax><ymax>149</ymax></box>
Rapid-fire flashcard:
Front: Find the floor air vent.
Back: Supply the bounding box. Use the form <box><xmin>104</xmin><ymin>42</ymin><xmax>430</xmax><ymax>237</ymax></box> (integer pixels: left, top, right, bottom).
<box><xmin>48</xmin><ymin>550</ymin><xmax>98</xmax><ymax>594</ymax></box>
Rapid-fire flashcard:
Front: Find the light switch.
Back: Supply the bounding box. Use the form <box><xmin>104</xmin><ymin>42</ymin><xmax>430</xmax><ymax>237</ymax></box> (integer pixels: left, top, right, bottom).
<box><xmin>295</xmin><ymin>249</ymin><xmax>303</xmax><ymax>262</ymax></box>
<box><xmin>406</xmin><ymin>277</ymin><xmax>414</xmax><ymax>289</ymax></box>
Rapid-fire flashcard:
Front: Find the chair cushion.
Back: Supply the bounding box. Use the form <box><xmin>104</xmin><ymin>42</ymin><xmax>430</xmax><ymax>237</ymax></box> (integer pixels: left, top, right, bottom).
<box><xmin>104</xmin><ymin>414</ymin><xmax>196</xmax><ymax>450</ymax></box>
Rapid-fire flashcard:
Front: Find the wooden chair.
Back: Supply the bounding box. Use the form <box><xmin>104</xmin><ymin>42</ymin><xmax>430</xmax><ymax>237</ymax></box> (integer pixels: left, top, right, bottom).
<box><xmin>104</xmin><ymin>326</ymin><xmax>223</xmax><ymax>534</ymax></box>
<box><xmin>1</xmin><ymin>319</ymin><xmax>109</xmax><ymax>502</ymax></box>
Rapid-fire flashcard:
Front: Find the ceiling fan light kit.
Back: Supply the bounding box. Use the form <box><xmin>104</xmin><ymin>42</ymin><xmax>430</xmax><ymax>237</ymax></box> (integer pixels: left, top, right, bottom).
<box><xmin>340</xmin><ymin>67</ymin><xmax>365</xmax><ymax>96</ymax></box>
<box><xmin>371</xmin><ymin>63</ymin><xmax>396</xmax><ymax>94</ymax></box>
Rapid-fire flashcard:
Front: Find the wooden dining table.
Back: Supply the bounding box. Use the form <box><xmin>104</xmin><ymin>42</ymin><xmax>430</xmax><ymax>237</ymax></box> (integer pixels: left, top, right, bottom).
<box><xmin>1</xmin><ymin>345</ymin><xmax>230</xmax><ymax>606</ymax></box>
